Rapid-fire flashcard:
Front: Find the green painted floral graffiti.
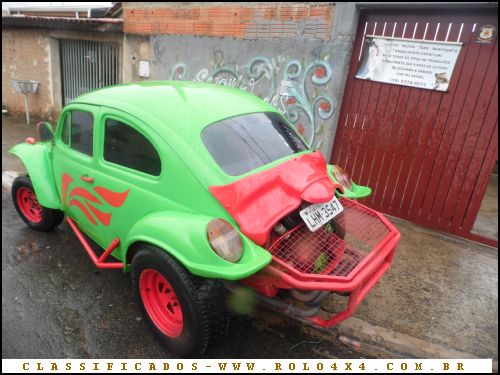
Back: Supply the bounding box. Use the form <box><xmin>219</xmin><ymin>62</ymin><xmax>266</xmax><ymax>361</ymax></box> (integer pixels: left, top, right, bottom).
<box><xmin>169</xmin><ymin>53</ymin><xmax>334</xmax><ymax>149</ymax></box>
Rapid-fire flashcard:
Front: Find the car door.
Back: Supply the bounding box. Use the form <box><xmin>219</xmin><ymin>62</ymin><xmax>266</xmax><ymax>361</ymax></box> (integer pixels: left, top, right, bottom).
<box><xmin>91</xmin><ymin>108</ymin><xmax>168</xmax><ymax>250</ymax></box>
<box><xmin>51</xmin><ymin>104</ymin><xmax>103</xmax><ymax>243</ymax></box>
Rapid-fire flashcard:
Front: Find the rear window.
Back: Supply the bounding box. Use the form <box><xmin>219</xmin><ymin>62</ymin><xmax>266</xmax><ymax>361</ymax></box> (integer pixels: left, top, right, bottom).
<box><xmin>201</xmin><ymin>112</ymin><xmax>308</xmax><ymax>176</ymax></box>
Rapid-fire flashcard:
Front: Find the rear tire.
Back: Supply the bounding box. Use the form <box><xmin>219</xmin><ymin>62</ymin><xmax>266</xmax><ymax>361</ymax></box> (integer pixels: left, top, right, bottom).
<box><xmin>12</xmin><ymin>175</ymin><xmax>64</xmax><ymax>232</ymax></box>
<box><xmin>131</xmin><ymin>244</ymin><xmax>229</xmax><ymax>357</ymax></box>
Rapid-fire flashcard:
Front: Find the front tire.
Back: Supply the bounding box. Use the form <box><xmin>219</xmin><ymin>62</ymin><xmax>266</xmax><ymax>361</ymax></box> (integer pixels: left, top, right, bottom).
<box><xmin>131</xmin><ymin>245</ymin><xmax>229</xmax><ymax>357</ymax></box>
<box><xmin>12</xmin><ymin>175</ymin><xmax>64</xmax><ymax>231</ymax></box>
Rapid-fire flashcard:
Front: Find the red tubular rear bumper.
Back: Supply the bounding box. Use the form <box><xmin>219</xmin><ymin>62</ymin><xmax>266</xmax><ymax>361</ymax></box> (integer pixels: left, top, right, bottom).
<box><xmin>243</xmin><ymin>198</ymin><xmax>401</xmax><ymax>328</ymax></box>
<box><xmin>265</xmin><ymin>232</ymin><xmax>399</xmax><ymax>293</ymax></box>
<box><xmin>269</xmin><ymin>233</ymin><xmax>398</xmax><ymax>328</ymax></box>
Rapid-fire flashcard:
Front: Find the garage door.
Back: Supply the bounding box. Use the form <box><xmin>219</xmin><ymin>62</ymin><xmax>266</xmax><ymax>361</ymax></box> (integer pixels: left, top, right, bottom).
<box><xmin>60</xmin><ymin>39</ymin><xmax>119</xmax><ymax>105</ymax></box>
<box><xmin>330</xmin><ymin>9</ymin><xmax>498</xmax><ymax>247</ymax></box>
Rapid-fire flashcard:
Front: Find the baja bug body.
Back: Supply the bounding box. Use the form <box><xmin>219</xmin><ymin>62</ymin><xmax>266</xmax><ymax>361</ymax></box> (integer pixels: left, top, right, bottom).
<box><xmin>9</xmin><ymin>81</ymin><xmax>400</xmax><ymax>357</ymax></box>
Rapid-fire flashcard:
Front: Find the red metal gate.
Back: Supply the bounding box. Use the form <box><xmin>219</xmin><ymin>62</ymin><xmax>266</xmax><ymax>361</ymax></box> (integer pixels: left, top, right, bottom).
<box><xmin>331</xmin><ymin>9</ymin><xmax>498</xmax><ymax>247</ymax></box>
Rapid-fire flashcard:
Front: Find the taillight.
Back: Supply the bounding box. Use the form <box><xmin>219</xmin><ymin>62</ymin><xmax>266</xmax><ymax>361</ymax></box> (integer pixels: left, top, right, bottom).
<box><xmin>330</xmin><ymin>165</ymin><xmax>352</xmax><ymax>191</ymax></box>
<box><xmin>206</xmin><ymin>219</ymin><xmax>243</xmax><ymax>263</ymax></box>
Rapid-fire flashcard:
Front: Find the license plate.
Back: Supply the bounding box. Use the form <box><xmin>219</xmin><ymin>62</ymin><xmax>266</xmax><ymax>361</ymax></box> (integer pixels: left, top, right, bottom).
<box><xmin>299</xmin><ymin>196</ymin><xmax>344</xmax><ymax>232</ymax></box>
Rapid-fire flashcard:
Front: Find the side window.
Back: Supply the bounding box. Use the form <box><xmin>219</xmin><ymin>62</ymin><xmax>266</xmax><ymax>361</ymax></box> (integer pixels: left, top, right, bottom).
<box><xmin>71</xmin><ymin>111</ymin><xmax>94</xmax><ymax>156</ymax></box>
<box><xmin>61</xmin><ymin>114</ymin><xmax>70</xmax><ymax>145</ymax></box>
<box><xmin>104</xmin><ymin>118</ymin><xmax>161</xmax><ymax>176</ymax></box>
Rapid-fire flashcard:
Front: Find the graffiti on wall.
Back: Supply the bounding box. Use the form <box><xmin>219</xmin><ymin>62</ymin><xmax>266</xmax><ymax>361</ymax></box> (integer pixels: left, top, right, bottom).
<box><xmin>168</xmin><ymin>51</ymin><xmax>334</xmax><ymax>148</ymax></box>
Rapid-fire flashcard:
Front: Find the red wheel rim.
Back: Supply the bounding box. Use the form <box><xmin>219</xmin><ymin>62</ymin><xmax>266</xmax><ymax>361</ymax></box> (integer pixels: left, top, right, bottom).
<box><xmin>139</xmin><ymin>269</ymin><xmax>184</xmax><ymax>337</ymax></box>
<box><xmin>16</xmin><ymin>187</ymin><xmax>43</xmax><ymax>223</ymax></box>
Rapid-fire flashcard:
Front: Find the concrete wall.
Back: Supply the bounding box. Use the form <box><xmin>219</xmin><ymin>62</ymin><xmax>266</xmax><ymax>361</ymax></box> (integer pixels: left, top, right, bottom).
<box><xmin>123</xmin><ymin>33</ymin><xmax>151</xmax><ymax>84</ymax></box>
<box><xmin>2</xmin><ymin>28</ymin><xmax>122</xmax><ymax>122</ymax></box>
<box><xmin>322</xmin><ymin>2</ymin><xmax>359</xmax><ymax>158</ymax></box>
<box><xmin>2</xmin><ymin>29</ymin><xmax>54</xmax><ymax>121</ymax></box>
<box><xmin>121</xmin><ymin>2</ymin><xmax>357</xmax><ymax>153</ymax></box>
<box><xmin>148</xmin><ymin>35</ymin><xmax>336</xmax><ymax>150</ymax></box>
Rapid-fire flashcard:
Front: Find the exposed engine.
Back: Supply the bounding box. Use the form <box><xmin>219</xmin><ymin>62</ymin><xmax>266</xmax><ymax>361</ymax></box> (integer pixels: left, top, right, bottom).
<box><xmin>280</xmin><ymin>206</ymin><xmax>305</xmax><ymax>231</ymax></box>
<box><xmin>267</xmin><ymin>201</ymin><xmax>347</xmax><ymax>307</ymax></box>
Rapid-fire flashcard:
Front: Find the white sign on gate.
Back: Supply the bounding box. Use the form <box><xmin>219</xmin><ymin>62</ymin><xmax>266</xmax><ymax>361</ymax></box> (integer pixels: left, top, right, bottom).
<box><xmin>356</xmin><ymin>35</ymin><xmax>462</xmax><ymax>91</ymax></box>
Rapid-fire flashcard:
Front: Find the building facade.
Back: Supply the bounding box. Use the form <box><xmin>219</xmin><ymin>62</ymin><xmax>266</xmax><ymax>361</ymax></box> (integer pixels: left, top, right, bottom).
<box><xmin>2</xmin><ymin>2</ymin><xmax>498</xmax><ymax>246</ymax></box>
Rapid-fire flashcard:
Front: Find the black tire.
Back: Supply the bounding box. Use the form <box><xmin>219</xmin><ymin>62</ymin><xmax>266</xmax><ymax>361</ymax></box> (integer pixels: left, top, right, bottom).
<box><xmin>12</xmin><ymin>175</ymin><xmax>64</xmax><ymax>232</ymax></box>
<box><xmin>198</xmin><ymin>278</ymin><xmax>230</xmax><ymax>342</ymax></box>
<box><xmin>131</xmin><ymin>245</ymin><xmax>229</xmax><ymax>357</ymax></box>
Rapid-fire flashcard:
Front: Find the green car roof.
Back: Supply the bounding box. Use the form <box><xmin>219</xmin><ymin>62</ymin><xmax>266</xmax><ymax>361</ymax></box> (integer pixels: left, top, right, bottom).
<box><xmin>74</xmin><ymin>80</ymin><xmax>278</xmax><ymax>138</ymax></box>
<box><xmin>72</xmin><ymin>81</ymin><xmax>297</xmax><ymax>186</ymax></box>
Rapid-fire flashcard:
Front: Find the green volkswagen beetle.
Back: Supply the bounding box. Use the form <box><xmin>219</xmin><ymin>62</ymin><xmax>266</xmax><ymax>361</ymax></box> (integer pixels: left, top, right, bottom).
<box><xmin>10</xmin><ymin>81</ymin><xmax>400</xmax><ymax>357</ymax></box>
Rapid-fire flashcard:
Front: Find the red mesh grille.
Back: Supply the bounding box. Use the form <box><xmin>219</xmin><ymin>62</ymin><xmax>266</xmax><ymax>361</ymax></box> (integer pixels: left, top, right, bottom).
<box><xmin>268</xmin><ymin>198</ymin><xmax>392</xmax><ymax>278</ymax></box>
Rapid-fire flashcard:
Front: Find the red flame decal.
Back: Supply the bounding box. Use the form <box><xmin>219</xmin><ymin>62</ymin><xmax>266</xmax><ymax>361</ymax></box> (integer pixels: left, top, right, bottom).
<box><xmin>85</xmin><ymin>202</ymin><xmax>112</xmax><ymax>226</ymax></box>
<box><xmin>68</xmin><ymin>199</ymin><xmax>97</xmax><ymax>225</ymax></box>
<box><xmin>62</xmin><ymin>173</ymin><xmax>74</xmax><ymax>205</ymax></box>
<box><xmin>69</xmin><ymin>187</ymin><xmax>103</xmax><ymax>205</ymax></box>
<box><xmin>61</xmin><ymin>173</ymin><xmax>129</xmax><ymax>227</ymax></box>
<box><xmin>93</xmin><ymin>186</ymin><xmax>130</xmax><ymax>207</ymax></box>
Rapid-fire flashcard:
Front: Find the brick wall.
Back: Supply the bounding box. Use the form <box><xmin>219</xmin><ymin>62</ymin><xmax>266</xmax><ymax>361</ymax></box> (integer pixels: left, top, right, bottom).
<box><xmin>123</xmin><ymin>2</ymin><xmax>334</xmax><ymax>40</ymax></box>
<box><xmin>2</xmin><ymin>29</ymin><xmax>54</xmax><ymax>120</ymax></box>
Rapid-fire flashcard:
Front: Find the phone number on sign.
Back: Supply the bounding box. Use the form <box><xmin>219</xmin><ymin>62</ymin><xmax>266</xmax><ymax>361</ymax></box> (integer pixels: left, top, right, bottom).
<box><xmin>390</xmin><ymin>78</ymin><xmax>427</xmax><ymax>87</ymax></box>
